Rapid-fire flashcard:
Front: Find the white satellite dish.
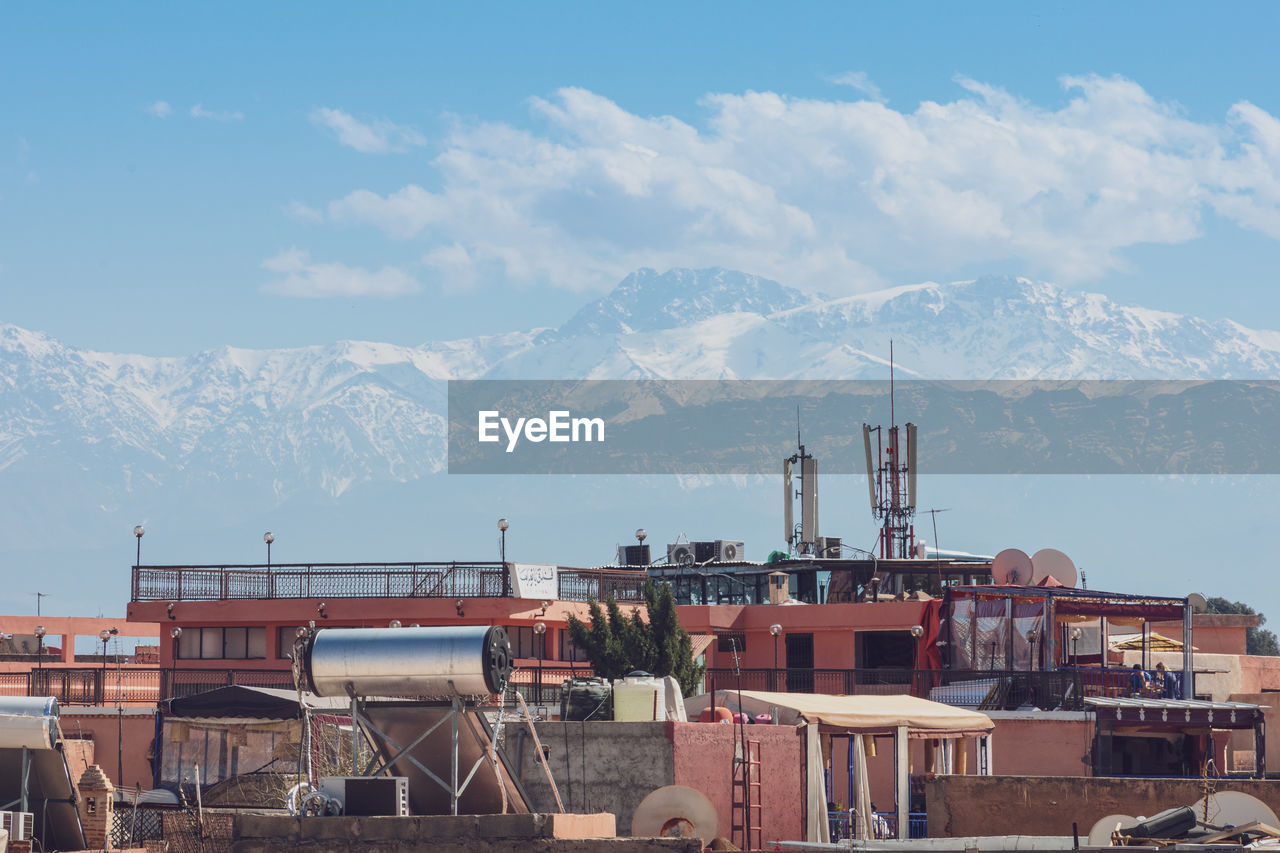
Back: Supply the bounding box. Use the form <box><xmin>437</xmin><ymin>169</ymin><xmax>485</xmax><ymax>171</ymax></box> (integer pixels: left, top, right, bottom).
<box><xmin>1187</xmin><ymin>791</ymin><xmax>1279</xmax><ymax>829</ymax></box>
<box><xmin>1187</xmin><ymin>592</ymin><xmax>1209</xmax><ymax>614</ymax></box>
<box><xmin>631</xmin><ymin>785</ymin><xmax>719</xmax><ymax>842</ymax></box>
<box><xmin>1031</xmin><ymin>548</ymin><xmax>1077</xmax><ymax>588</ymax></box>
<box><xmin>992</xmin><ymin>549</ymin><xmax>1034</xmax><ymax>586</ymax></box>
<box><xmin>1087</xmin><ymin>814</ymin><xmax>1140</xmax><ymax>846</ymax></box>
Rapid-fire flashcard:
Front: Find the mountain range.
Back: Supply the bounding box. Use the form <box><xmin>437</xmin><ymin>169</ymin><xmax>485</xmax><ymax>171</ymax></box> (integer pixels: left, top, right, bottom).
<box><xmin>4</xmin><ymin>267</ymin><xmax>1280</xmax><ymax>610</ymax></box>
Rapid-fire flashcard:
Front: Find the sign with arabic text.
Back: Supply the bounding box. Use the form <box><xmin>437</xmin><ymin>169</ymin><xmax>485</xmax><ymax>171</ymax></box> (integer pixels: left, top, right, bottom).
<box><xmin>510</xmin><ymin>562</ymin><xmax>558</xmax><ymax>600</ymax></box>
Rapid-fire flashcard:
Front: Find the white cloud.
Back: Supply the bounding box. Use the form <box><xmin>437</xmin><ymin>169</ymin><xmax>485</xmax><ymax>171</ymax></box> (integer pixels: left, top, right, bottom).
<box><xmin>261</xmin><ymin>248</ymin><xmax>420</xmax><ymax>298</ymax></box>
<box><xmin>314</xmin><ymin>76</ymin><xmax>1280</xmax><ymax>293</ymax></box>
<box><xmin>285</xmin><ymin>201</ymin><xmax>325</xmax><ymax>223</ymax></box>
<box><xmin>828</xmin><ymin>71</ymin><xmax>884</xmax><ymax>102</ymax></box>
<box><xmin>190</xmin><ymin>104</ymin><xmax>244</xmax><ymax>122</ymax></box>
<box><xmin>310</xmin><ymin>107</ymin><xmax>426</xmax><ymax>154</ymax></box>
<box><xmin>145</xmin><ymin>100</ymin><xmax>172</xmax><ymax>118</ymax></box>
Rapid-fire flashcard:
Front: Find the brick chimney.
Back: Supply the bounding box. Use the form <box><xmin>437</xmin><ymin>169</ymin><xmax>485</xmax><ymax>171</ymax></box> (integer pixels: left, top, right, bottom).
<box><xmin>77</xmin><ymin>764</ymin><xmax>114</xmax><ymax>849</ymax></box>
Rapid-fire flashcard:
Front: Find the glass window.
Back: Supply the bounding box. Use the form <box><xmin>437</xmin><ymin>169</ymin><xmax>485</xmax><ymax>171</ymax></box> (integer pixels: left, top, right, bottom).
<box><xmin>223</xmin><ymin>628</ymin><xmax>248</xmax><ymax>659</ymax></box>
<box><xmin>200</xmin><ymin>628</ymin><xmax>224</xmax><ymax>659</ymax></box>
<box><xmin>247</xmin><ymin>628</ymin><xmax>266</xmax><ymax>660</ymax></box>
<box><xmin>557</xmin><ymin>629</ymin><xmax>588</xmax><ymax>662</ymax></box>
<box><xmin>177</xmin><ymin>629</ymin><xmax>200</xmax><ymax>660</ymax></box>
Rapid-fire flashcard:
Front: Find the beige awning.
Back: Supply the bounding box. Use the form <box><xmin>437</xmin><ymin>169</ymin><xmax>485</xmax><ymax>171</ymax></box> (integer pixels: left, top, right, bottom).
<box><xmin>1109</xmin><ymin>631</ymin><xmax>1196</xmax><ymax>651</ymax></box>
<box><xmin>685</xmin><ymin>690</ymin><xmax>994</xmax><ymax>737</ymax></box>
<box><xmin>689</xmin><ymin>634</ymin><xmax>715</xmax><ymax>660</ymax></box>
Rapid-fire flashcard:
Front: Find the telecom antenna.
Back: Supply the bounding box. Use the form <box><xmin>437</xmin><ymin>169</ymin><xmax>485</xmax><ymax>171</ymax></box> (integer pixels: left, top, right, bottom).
<box><xmin>783</xmin><ymin>409</ymin><xmax>819</xmax><ymax>553</ymax></box>
<box><xmin>862</xmin><ymin>341</ymin><xmax>918</xmax><ymax>558</ymax></box>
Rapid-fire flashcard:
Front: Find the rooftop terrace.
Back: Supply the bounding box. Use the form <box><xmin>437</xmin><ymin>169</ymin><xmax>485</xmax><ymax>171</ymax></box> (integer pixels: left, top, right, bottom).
<box><xmin>131</xmin><ymin>562</ymin><xmax>648</xmax><ymax>603</ymax></box>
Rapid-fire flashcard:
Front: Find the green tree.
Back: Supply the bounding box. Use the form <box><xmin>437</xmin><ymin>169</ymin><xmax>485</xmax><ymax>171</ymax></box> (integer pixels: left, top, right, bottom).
<box><xmin>567</xmin><ymin>580</ymin><xmax>706</xmax><ymax>696</ymax></box>
<box><xmin>1205</xmin><ymin>597</ymin><xmax>1280</xmax><ymax>656</ymax></box>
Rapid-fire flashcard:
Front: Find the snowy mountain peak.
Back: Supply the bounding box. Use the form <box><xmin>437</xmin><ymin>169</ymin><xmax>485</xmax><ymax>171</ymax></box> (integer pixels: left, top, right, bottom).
<box><xmin>556</xmin><ymin>267</ymin><xmax>818</xmax><ymax>338</ymax></box>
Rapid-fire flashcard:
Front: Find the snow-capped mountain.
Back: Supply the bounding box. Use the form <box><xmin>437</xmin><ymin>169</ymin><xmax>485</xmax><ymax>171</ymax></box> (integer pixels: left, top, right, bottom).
<box><xmin>3</xmin><ymin>268</ymin><xmax>1280</xmax><ymax>554</ymax></box>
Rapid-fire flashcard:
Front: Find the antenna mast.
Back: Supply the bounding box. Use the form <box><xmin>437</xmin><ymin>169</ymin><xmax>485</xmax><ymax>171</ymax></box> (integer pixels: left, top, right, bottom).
<box><xmin>783</xmin><ymin>411</ymin><xmax>819</xmax><ymax>554</ymax></box>
<box><xmin>862</xmin><ymin>340</ymin><xmax>917</xmax><ymax>558</ymax></box>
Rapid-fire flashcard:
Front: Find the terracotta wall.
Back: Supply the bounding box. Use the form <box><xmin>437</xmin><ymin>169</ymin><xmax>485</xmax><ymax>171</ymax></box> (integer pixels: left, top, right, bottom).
<box><xmin>926</xmin><ymin>776</ymin><xmax>1280</xmax><ymax>838</ymax></box>
<box><xmin>669</xmin><ymin>721</ymin><xmax>804</xmax><ymax>844</ymax></box>
<box><xmin>61</xmin><ymin>709</ymin><xmax>157</xmax><ymax>790</ymax></box>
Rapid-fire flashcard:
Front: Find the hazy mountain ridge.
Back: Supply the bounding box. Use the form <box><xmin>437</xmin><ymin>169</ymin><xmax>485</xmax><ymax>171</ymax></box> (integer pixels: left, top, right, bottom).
<box><xmin>3</xmin><ymin>268</ymin><xmax>1280</xmax><ymax>527</ymax></box>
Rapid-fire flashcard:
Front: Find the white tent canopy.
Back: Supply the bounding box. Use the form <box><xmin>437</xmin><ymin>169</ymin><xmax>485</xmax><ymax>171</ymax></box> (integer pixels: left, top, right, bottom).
<box><xmin>686</xmin><ymin>690</ymin><xmax>995</xmax><ymax>842</ymax></box>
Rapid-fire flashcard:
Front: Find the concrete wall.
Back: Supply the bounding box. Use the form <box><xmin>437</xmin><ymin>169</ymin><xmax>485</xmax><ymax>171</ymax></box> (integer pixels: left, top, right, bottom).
<box><xmin>1226</xmin><ymin>691</ymin><xmax>1280</xmax><ymax>773</ymax></box>
<box><xmin>925</xmin><ymin>776</ymin><xmax>1280</xmax><ymax>838</ymax></box>
<box><xmin>230</xmin><ymin>812</ymin><xmax>700</xmax><ymax>853</ymax></box>
<box><xmin>520</xmin><ymin>722</ymin><xmax>675</xmax><ymax>825</ymax></box>
<box><xmin>518</xmin><ymin>721</ymin><xmax>805</xmax><ymax>845</ymax></box>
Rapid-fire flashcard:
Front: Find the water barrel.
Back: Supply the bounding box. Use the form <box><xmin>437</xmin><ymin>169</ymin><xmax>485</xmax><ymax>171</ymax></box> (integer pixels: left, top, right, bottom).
<box><xmin>613</xmin><ymin>675</ymin><xmax>662</xmax><ymax>721</ymax></box>
<box><xmin>559</xmin><ymin>678</ymin><xmax>611</xmax><ymax>721</ymax></box>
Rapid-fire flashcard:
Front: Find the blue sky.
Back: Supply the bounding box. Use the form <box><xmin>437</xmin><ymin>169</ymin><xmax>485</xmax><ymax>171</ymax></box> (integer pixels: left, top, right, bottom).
<box><xmin>4</xmin><ymin>2</ymin><xmax>1280</xmax><ymax>355</ymax></box>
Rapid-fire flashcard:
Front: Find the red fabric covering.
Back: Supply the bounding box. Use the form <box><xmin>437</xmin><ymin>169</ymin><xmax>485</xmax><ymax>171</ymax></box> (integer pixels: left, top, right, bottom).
<box><xmin>921</xmin><ymin>599</ymin><xmax>943</xmax><ymax>670</ymax></box>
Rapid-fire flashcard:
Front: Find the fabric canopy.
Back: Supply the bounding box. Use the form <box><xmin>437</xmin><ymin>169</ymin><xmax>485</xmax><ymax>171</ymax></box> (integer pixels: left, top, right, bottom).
<box><xmin>1109</xmin><ymin>631</ymin><xmax>1196</xmax><ymax>651</ymax></box>
<box><xmin>686</xmin><ymin>690</ymin><xmax>994</xmax><ymax>737</ymax></box>
<box><xmin>163</xmin><ymin>685</ymin><xmax>351</xmax><ymax>719</ymax></box>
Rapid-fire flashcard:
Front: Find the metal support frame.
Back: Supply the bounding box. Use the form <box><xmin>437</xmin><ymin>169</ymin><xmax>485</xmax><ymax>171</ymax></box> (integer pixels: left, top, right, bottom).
<box><xmin>336</xmin><ymin>686</ymin><xmax>563</xmax><ymax>817</ymax></box>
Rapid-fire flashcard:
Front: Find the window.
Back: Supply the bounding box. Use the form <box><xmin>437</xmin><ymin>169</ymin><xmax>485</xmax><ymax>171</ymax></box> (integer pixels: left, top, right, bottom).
<box><xmin>511</xmin><ymin>626</ymin><xmax>543</xmax><ymax>659</ymax></box>
<box><xmin>717</xmin><ymin>632</ymin><xmax>747</xmax><ymax>653</ymax></box>
<box><xmin>557</xmin><ymin>629</ymin><xmax>589</xmax><ymax>662</ymax></box>
<box><xmin>175</xmin><ymin>627</ymin><xmax>267</xmax><ymax>660</ymax></box>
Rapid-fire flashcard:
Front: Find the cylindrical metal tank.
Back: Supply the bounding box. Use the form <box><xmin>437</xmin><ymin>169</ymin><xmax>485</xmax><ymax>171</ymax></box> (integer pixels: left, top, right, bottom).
<box><xmin>302</xmin><ymin>626</ymin><xmax>512</xmax><ymax>698</ymax></box>
<box><xmin>0</xmin><ymin>696</ymin><xmax>59</xmax><ymax>718</ymax></box>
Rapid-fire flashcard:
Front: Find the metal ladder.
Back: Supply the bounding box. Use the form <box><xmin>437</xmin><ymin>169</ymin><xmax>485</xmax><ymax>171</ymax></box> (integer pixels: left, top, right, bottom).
<box><xmin>731</xmin><ymin>739</ymin><xmax>762</xmax><ymax>849</ymax></box>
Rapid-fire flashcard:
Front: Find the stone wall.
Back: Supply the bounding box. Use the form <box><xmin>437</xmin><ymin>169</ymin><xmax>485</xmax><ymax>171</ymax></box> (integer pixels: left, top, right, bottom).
<box><xmin>925</xmin><ymin>775</ymin><xmax>1280</xmax><ymax>838</ymax></box>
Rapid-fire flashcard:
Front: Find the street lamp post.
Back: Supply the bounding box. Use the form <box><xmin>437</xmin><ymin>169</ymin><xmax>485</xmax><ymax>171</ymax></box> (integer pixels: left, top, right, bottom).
<box><xmin>498</xmin><ymin>518</ymin><xmax>509</xmax><ymax>563</ymax></box>
<box><xmin>133</xmin><ymin>525</ymin><xmax>145</xmax><ymax>566</ymax></box>
<box><xmin>1027</xmin><ymin>629</ymin><xmax>1039</xmax><ymax>673</ymax></box>
<box><xmin>1070</xmin><ymin>627</ymin><xmax>1082</xmax><ymax>667</ymax></box>
<box><xmin>34</xmin><ymin>625</ymin><xmax>46</xmax><ymax>691</ymax></box>
<box><xmin>770</xmin><ymin>624</ymin><xmax>782</xmax><ymax>691</ymax></box>
<box><xmin>534</xmin><ymin>621</ymin><xmax>547</xmax><ymax>704</ymax></box>
<box><xmin>170</xmin><ymin>627</ymin><xmax>182</xmax><ymax>699</ymax></box>
<box><xmin>98</xmin><ymin>628</ymin><xmax>115</xmax><ymax>706</ymax></box>
<box><xmin>264</xmin><ymin>532</ymin><xmax>274</xmax><ymax>568</ymax></box>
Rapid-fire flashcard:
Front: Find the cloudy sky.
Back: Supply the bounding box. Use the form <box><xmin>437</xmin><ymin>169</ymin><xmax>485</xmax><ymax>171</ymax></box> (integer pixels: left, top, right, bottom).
<box><xmin>4</xmin><ymin>3</ymin><xmax>1280</xmax><ymax>355</ymax></box>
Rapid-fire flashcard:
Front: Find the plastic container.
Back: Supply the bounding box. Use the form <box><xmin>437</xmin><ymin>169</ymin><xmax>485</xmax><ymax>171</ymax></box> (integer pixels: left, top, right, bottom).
<box><xmin>559</xmin><ymin>678</ymin><xmax>612</xmax><ymax>721</ymax></box>
<box><xmin>612</xmin><ymin>675</ymin><xmax>662</xmax><ymax>721</ymax></box>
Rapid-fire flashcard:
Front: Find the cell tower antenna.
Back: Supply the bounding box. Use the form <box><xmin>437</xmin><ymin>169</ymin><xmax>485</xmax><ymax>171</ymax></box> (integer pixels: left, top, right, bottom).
<box><xmin>862</xmin><ymin>343</ymin><xmax>918</xmax><ymax>558</ymax></box>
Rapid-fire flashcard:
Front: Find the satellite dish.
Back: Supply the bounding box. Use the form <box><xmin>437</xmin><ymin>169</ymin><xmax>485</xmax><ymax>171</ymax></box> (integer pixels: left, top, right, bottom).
<box><xmin>631</xmin><ymin>785</ymin><xmax>719</xmax><ymax>842</ymax></box>
<box><xmin>1087</xmin><ymin>814</ymin><xmax>1140</xmax><ymax>846</ymax></box>
<box><xmin>1187</xmin><ymin>791</ymin><xmax>1279</xmax><ymax>829</ymax></box>
<box><xmin>1187</xmin><ymin>593</ymin><xmax>1209</xmax><ymax>614</ymax></box>
<box><xmin>992</xmin><ymin>549</ymin><xmax>1033</xmax><ymax>586</ymax></box>
<box><xmin>1031</xmin><ymin>548</ymin><xmax>1077</xmax><ymax>588</ymax></box>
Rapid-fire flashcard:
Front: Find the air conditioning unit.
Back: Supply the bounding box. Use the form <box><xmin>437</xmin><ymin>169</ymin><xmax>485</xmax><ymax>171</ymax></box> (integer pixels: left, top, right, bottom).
<box><xmin>318</xmin><ymin>776</ymin><xmax>409</xmax><ymax>816</ymax></box>
<box><xmin>714</xmin><ymin>540</ymin><xmax>745</xmax><ymax>562</ymax></box>
<box><xmin>667</xmin><ymin>543</ymin><xmax>696</xmax><ymax>566</ymax></box>
<box><xmin>816</xmin><ymin>536</ymin><xmax>842</xmax><ymax>559</ymax></box>
<box><xmin>694</xmin><ymin>541</ymin><xmax>717</xmax><ymax>563</ymax></box>
<box><xmin>618</xmin><ymin>544</ymin><xmax>651</xmax><ymax>566</ymax></box>
<box><xmin>0</xmin><ymin>811</ymin><xmax>33</xmax><ymax>841</ymax></box>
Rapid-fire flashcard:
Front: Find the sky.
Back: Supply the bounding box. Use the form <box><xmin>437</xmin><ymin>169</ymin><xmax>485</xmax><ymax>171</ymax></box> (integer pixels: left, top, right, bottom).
<box><xmin>5</xmin><ymin>3</ymin><xmax>1280</xmax><ymax>624</ymax></box>
<box><xmin>4</xmin><ymin>2</ymin><xmax>1280</xmax><ymax>356</ymax></box>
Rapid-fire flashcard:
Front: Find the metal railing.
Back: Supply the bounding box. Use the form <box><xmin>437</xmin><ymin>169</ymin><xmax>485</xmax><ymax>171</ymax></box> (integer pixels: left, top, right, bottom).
<box><xmin>132</xmin><ymin>563</ymin><xmax>648</xmax><ymax>603</ymax></box>
<box><xmin>703</xmin><ymin>667</ymin><xmax>1178</xmax><ymax>711</ymax></box>
<box><xmin>0</xmin><ymin>667</ymin><xmax>297</xmax><ymax>705</ymax></box>
<box><xmin>829</xmin><ymin>810</ymin><xmax>926</xmax><ymax>841</ymax></box>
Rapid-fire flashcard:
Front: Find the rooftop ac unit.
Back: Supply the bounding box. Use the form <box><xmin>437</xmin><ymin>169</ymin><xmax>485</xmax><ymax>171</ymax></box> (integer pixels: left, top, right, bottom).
<box><xmin>618</xmin><ymin>544</ymin><xmax>651</xmax><ymax>566</ymax></box>
<box><xmin>318</xmin><ymin>776</ymin><xmax>409</xmax><ymax>817</ymax></box>
<box><xmin>0</xmin><ymin>811</ymin><xmax>33</xmax><ymax>841</ymax></box>
<box><xmin>694</xmin><ymin>541</ymin><xmax>717</xmax><ymax>563</ymax></box>
<box><xmin>714</xmin><ymin>540</ymin><xmax>745</xmax><ymax>562</ymax></box>
<box><xmin>816</xmin><ymin>536</ymin><xmax>842</xmax><ymax>559</ymax></box>
<box><xmin>667</xmin><ymin>543</ymin><xmax>696</xmax><ymax>567</ymax></box>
